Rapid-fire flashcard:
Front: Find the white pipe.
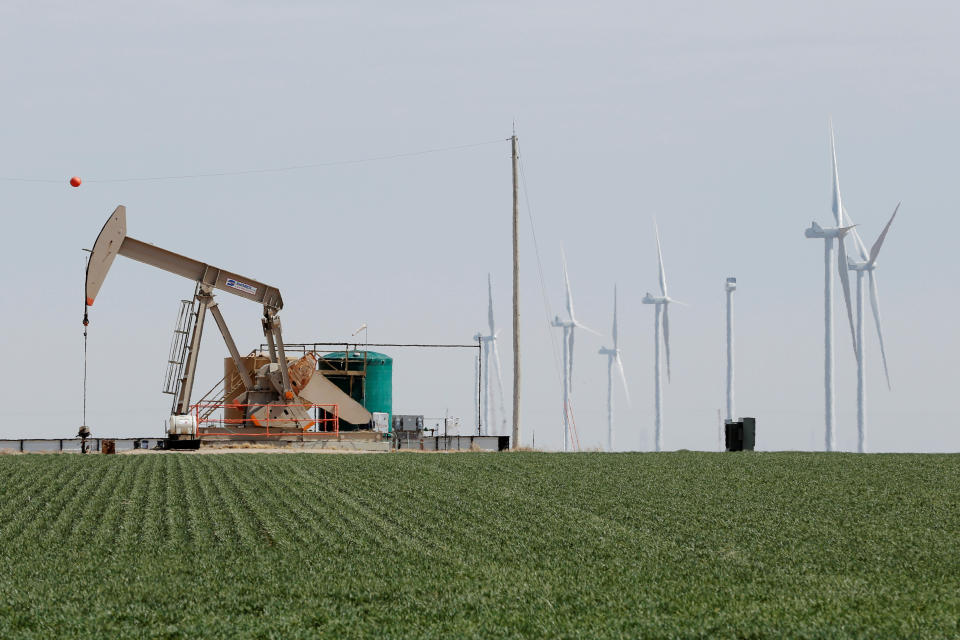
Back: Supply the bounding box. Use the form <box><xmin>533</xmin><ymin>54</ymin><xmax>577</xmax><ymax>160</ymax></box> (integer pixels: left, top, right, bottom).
<box><xmin>856</xmin><ymin>270</ymin><xmax>865</xmax><ymax>453</ymax></box>
<box><xmin>725</xmin><ymin>286</ymin><xmax>735</xmax><ymax>422</ymax></box>
<box><xmin>824</xmin><ymin>237</ymin><xmax>835</xmax><ymax>452</ymax></box>
<box><xmin>654</xmin><ymin>304</ymin><xmax>663</xmax><ymax>452</ymax></box>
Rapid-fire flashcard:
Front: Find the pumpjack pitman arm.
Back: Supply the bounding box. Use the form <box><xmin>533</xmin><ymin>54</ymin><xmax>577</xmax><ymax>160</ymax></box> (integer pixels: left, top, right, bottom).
<box><xmin>85</xmin><ymin>205</ymin><xmax>294</xmax><ymax>416</ymax></box>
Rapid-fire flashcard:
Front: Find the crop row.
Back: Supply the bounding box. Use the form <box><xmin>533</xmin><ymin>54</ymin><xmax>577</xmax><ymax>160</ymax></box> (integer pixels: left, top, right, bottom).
<box><xmin>0</xmin><ymin>452</ymin><xmax>958</xmax><ymax>638</ymax></box>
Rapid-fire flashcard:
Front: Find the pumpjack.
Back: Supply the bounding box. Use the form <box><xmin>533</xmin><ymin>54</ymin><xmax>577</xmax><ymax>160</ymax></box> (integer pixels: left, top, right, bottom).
<box><xmin>85</xmin><ymin>206</ymin><xmax>370</xmax><ymax>448</ymax></box>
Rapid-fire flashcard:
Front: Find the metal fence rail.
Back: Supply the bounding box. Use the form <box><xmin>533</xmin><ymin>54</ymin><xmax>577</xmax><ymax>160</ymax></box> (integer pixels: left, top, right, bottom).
<box><xmin>0</xmin><ymin>438</ymin><xmax>163</xmax><ymax>453</ymax></box>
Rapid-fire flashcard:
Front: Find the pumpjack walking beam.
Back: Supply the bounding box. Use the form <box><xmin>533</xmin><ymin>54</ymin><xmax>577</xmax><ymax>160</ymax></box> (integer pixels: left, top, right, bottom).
<box><xmin>85</xmin><ymin>205</ymin><xmax>292</xmax><ymax>416</ymax></box>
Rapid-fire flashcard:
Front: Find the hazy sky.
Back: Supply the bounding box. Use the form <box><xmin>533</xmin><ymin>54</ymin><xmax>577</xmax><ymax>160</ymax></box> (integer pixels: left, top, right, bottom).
<box><xmin>2</xmin><ymin>1</ymin><xmax>958</xmax><ymax>451</ymax></box>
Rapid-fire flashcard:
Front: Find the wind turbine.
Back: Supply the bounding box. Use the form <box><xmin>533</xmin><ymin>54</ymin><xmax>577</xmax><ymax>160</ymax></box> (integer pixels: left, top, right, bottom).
<box><xmin>843</xmin><ymin>201</ymin><xmax>899</xmax><ymax>454</ymax></box>
<box><xmin>598</xmin><ymin>285</ymin><xmax>630</xmax><ymax>451</ymax></box>
<box><xmin>642</xmin><ymin>222</ymin><xmax>683</xmax><ymax>452</ymax></box>
<box><xmin>846</xmin><ymin>206</ymin><xmax>898</xmax><ymax>452</ymax></box>
<box><xmin>552</xmin><ymin>252</ymin><xmax>599</xmax><ymax>451</ymax></box>
<box><xmin>829</xmin><ymin>128</ymin><xmax>899</xmax><ymax>453</ymax></box>
<box><xmin>473</xmin><ymin>274</ymin><xmax>506</xmax><ymax>436</ymax></box>
<box><xmin>804</xmin><ymin>122</ymin><xmax>858</xmax><ymax>452</ymax></box>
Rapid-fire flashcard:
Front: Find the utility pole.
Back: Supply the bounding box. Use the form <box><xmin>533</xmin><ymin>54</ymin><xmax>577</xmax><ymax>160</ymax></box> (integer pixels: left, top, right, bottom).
<box><xmin>511</xmin><ymin>131</ymin><xmax>521</xmax><ymax>449</ymax></box>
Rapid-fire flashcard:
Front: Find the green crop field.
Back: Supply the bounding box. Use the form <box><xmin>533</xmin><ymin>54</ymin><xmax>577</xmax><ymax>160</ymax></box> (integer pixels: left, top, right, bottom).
<box><xmin>0</xmin><ymin>452</ymin><xmax>958</xmax><ymax>638</ymax></box>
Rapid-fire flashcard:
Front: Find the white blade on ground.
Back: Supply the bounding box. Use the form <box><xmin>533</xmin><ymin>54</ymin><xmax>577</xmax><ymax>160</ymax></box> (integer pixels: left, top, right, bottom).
<box><xmin>868</xmin><ymin>271</ymin><xmax>892</xmax><ymax>390</ymax></box>
<box><xmin>867</xmin><ymin>202</ymin><xmax>900</xmax><ymax>267</ymax></box>
<box><xmin>655</xmin><ymin>220</ymin><xmax>668</xmax><ymax>297</ymax></box>
<box><xmin>836</xmin><ymin>231</ymin><xmax>858</xmax><ymax>356</ymax></box>
<box><xmin>662</xmin><ymin>303</ymin><xmax>672</xmax><ymax>382</ymax></box>
<box><xmin>615</xmin><ymin>353</ymin><xmax>631</xmax><ymax>407</ymax></box>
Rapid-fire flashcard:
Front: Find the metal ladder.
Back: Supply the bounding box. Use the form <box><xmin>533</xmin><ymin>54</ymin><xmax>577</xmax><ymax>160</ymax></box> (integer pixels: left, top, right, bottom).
<box><xmin>162</xmin><ymin>296</ymin><xmax>197</xmax><ymax>411</ymax></box>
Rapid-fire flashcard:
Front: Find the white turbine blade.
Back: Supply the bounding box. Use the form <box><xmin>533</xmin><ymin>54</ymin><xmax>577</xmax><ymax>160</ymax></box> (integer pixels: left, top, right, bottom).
<box><xmin>561</xmin><ymin>249</ymin><xmax>575</xmax><ymax>322</ymax></box>
<box><xmin>843</xmin><ymin>205</ymin><xmax>870</xmax><ymax>262</ymax></box>
<box><xmin>574</xmin><ymin>320</ymin><xmax>603</xmax><ymax>337</ymax></box>
<box><xmin>868</xmin><ymin>271</ymin><xmax>892</xmax><ymax>390</ymax></box>
<box><xmin>615</xmin><ymin>353</ymin><xmax>631</xmax><ymax>407</ymax></box>
<box><xmin>655</xmin><ymin>220</ymin><xmax>668</xmax><ymax>297</ymax></box>
<box><xmin>662</xmin><ymin>304</ymin><xmax>672</xmax><ymax>382</ymax></box>
<box><xmin>487</xmin><ymin>273</ymin><xmax>496</xmax><ymax>336</ymax></box>
<box><xmin>612</xmin><ymin>284</ymin><xmax>619</xmax><ymax>350</ymax></box>
<box><xmin>867</xmin><ymin>202</ymin><xmax>900</xmax><ymax>267</ymax></box>
<box><xmin>836</xmin><ymin>232</ymin><xmax>858</xmax><ymax>356</ymax></box>
<box><xmin>830</xmin><ymin>121</ymin><xmax>844</xmax><ymax>227</ymax></box>
<box><xmin>568</xmin><ymin>327</ymin><xmax>575</xmax><ymax>394</ymax></box>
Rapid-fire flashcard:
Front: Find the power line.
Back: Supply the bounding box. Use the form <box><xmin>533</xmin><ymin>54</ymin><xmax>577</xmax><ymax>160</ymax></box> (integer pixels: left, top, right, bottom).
<box><xmin>0</xmin><ymin>137</ymin><xmax>507</xmax><ymax>185</ymax></box>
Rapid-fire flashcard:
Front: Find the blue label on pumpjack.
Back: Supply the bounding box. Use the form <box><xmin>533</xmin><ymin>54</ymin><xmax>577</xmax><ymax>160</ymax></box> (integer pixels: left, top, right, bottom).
<box><xmin>225</xmin><ymin>278</ymin><xmax>258</xmax><ymax>295</ymax></box>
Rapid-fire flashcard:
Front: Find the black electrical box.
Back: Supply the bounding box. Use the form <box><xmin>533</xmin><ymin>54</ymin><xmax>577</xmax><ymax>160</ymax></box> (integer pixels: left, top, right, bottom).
<box><xmin>725</xmin><ymin>417</ymin><xmax>756</xmax><ymax>451</ymax></box>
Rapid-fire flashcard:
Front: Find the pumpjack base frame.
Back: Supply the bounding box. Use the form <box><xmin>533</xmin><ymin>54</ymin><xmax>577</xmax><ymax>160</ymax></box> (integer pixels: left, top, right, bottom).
<box><xmin>164</xmin><ymin>437</ymin><xmax>201</xmax><ymax>450</ymax></box>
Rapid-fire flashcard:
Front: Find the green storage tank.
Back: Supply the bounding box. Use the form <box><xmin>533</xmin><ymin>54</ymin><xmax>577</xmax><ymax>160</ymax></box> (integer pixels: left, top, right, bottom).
<box><xmin>320</xmin><ymin>351</ymin><xmax>393</xmax><ymax>430</ymax></box>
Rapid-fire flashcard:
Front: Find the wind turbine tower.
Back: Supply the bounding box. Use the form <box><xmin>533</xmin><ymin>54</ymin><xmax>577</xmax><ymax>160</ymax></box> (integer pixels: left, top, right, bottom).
<box><xmin>552</xmin><ymin>253</ymin><xmax>598</xmax><ymax>451</ymax></box>
<box><xmin>598</xmin><ymin>285</ymin><xmax>630</xmax><ymax>451</ymax></box>
<box><xmin>473</xmin><ymin>274</ymin><xmax>506</xmax><ymax>436</ymax></box>
<box><xmin>804</xmin><ymin>122</ymin><xmax>858</xmax><ymax>452</ymax></box>
<box><xmin>642</xmin><ymin>223</ymin><xmax>682</xmax><ymax>452</ymax></box>
<box><xmin>725</xmin><ymin>277</ymin><xmax>736</xmax><ymax>423</ymax></box>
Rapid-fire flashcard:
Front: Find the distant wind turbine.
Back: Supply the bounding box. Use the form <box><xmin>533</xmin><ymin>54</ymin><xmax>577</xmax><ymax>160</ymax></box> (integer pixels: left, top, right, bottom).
<box><xmin>804</xmin><ymin>121</ymin><xmax>858</xmax><ymax>452</ymax></box>
<box><xmin>598</xmin><ymin>285</ymin><xmax>630</xmax><ymax>451</ymax></box>
<box><xmin>846</xmin><ymin>206</ymin><xmax>898</xmax><ymax>452</ymax></box>
<box><xmin>829</xmin><ymin>128</ymin><xmax>899</xmax><ymax>453</ymax></box>
<box><xmin>642</xmin><ymin>222</ymin><xmax>683</xmax><ymax>452</ymax></box>
<box><xmin>552</xmin><ymin>252</ymin><xmax>599</xmax><ymax>451</ymax></box>
<box><xmin>843</xmin><ymin>194</ymin><xmax>899</xmax><ymax>452</ymax></box>
<box><xmin>473</xmin><ymin>274</ymin><xmax>506</xmax><ymax>436</ymax></box>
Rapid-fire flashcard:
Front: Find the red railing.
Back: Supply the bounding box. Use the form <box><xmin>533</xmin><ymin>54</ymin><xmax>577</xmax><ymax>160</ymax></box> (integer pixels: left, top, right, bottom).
<box><xmin>192</xmin><ymin>402</ymin><xmax>339</xmax><ymax>437</ymax></box>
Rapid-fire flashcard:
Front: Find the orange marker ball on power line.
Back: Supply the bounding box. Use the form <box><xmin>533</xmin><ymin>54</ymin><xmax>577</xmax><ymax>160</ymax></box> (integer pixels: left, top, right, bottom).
<box><xmin>69</xmin><ymin>176</ymin><xmax>82</xmax><ymax>187</ymax></box>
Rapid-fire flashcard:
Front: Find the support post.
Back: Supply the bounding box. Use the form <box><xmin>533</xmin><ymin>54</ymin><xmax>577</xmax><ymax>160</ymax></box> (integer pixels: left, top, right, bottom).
<box><xmin>511</xmin><ymin>132</ymin><xmax>521</xmax><ymax>449</ymax></box>
<box><xmin>268</xmin><ymin>312</ymin><xmax>294</xmax><ymax>398</ymax></box>
<box><xmin>175</xmin><ymin>288</ymin><xmax>213</xmax><ymax>415</ymax></box>
<box><xmin>208</xmin><ymin>302</ymin><xmax>254</xmax><ymax>391</ymax></box>
<box><xmin>262</xmin><ymin>316</ymin><xmax>278</xmax><ymax>363</ymax></box>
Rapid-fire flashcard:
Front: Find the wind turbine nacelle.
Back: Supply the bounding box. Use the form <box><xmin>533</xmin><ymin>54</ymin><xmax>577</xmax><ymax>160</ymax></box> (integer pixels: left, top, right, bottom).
<box><xmin>725</xmin><ymin>277</ymin><xmax>737</xmax><ymax>292</ymax></box>
<box><xmin>805</xmin><ymin>221</ymin><xmax>826</xmax><ymax>238</ymax></box>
